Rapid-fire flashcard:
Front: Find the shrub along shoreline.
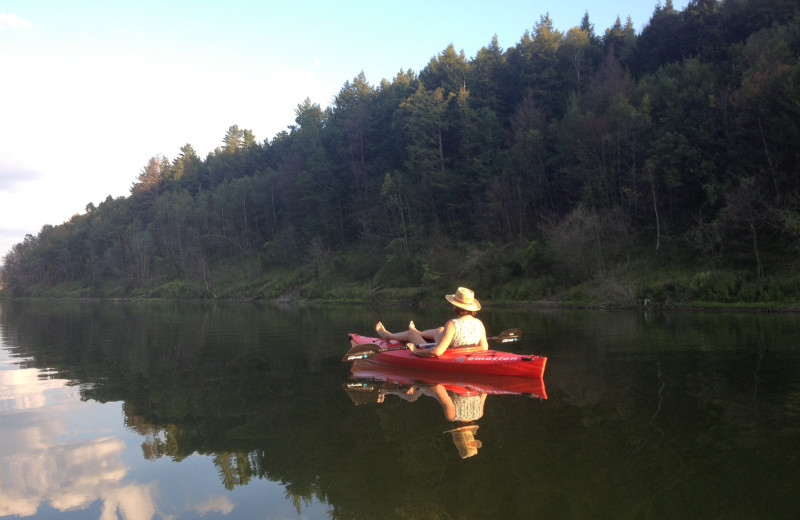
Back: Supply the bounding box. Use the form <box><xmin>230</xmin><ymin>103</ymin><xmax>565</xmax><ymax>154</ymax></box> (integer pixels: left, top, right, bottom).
<box><xmin>3</xmin><ymin>254</ymin><xmax>798</xmax><ymax>313</ymax></box>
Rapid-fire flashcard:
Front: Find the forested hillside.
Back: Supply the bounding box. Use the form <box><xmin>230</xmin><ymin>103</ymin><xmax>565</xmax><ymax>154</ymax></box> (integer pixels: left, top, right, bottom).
<box><xmin>3</xmin><ymin>0</ymin><xmax>800</xmax><ymax>305</ymax></box>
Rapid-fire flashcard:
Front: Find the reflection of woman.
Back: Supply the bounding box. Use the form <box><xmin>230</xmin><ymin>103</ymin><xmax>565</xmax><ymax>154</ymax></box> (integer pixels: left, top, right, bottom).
<box><xmin>375</xmin><ymin>287</ymin><xmax>488</xmax><ymax>357</ymax></box>
<box><xmin>378</xmin><ymin>383</ymin><xmax>486</xmax><ymax>458</ymax></box>
<box><xmin>437</xmin><ymin>386</ymin><xmax>485</xmax><ymax>459</ymax></box>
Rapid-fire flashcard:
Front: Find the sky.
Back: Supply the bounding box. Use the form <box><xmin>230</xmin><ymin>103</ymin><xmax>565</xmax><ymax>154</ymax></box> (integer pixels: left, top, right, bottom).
<box><xmin>0</xmin><ymin>0</ymin><xmax>690</xmax><ymax>262</ymax></box>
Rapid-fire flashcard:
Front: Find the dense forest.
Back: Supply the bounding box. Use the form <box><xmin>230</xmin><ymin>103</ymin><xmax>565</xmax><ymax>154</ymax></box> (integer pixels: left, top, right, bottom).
<box><xmin>3</xmin><ymin>0</ymin><xmax>800</xmax><ymax>306</ymax></box>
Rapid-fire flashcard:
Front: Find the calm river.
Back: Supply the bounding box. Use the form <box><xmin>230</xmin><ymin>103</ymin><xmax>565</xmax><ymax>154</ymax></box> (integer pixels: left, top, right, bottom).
<box><xmin>0</xmin><ymin>299</ymin><xmax>798</xmax><ymax>519</ymax></box>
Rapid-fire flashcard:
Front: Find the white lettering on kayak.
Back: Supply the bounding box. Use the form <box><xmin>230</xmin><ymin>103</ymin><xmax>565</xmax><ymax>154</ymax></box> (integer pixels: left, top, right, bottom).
<box><xmin>450</xmin><ymin>354</ymin><xmax>541</xmax><ymax>362</ymax></box>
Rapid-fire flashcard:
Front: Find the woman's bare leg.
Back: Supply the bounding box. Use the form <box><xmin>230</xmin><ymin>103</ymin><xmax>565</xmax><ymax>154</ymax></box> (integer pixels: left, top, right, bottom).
<box><xmin>410</xmin><ymin>320</ymin><xmax>443</xmax><ymax>343</ymax></box>
<box><xmin>376</xmin><ymin>321</ymin><xmax>428</xmax><ymax>344</ymax></box>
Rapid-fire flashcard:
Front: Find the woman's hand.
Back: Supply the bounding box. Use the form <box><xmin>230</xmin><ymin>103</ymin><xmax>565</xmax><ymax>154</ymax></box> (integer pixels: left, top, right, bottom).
<box><xmin>407</xmin><ymin>342</ymin><xmax>435</xmax><ymax>356</ymax></box>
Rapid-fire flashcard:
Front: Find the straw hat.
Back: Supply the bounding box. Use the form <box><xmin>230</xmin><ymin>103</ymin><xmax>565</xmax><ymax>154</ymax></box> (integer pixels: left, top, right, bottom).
<box><xmin>445</xmin><ymin>287</ymin><xmax>481</xmax><ymax>311</ymax></box>
<box><xmin>444</xmin><ymin>424</ymin><xmax>482</xmax><ymax>458</ymax></box>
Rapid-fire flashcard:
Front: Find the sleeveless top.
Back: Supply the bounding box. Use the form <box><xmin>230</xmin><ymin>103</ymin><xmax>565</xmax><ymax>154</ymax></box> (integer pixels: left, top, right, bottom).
<box><xmin>449</xmin><ymin>317</ymin><xmax>483</xmax><ymax>348</ymax></box>
<box><xmin>449</xmin><ymin>392</ymin><xmax>484</xmax><ymax>421</ymax></box>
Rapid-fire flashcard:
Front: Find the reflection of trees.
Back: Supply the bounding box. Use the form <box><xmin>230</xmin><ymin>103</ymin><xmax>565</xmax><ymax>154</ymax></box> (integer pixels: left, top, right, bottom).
<box><xmin>284</xmin><ymin>481</ymin><xmax>320</xmax><ymax>516</ymax></box>
<box><xmin>137</xmin><ymin>424</ymin><xmax>181</xmax><ymax>461</ymax></box>
<box><xmin>214</xmin><ymin>453</ymin><xmax>252</xmax><ymax>490</ymax></box>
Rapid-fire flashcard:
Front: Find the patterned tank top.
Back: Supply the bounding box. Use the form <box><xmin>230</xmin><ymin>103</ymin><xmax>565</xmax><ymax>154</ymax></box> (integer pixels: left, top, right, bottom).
<box><xmin>449</xmin><ymin>392</ymin><xmax>484</xmax><ymax>421</ymax></box>
<box><xmin>449</xmin><ymin>317</ymin><xmax>483</xmax><ymax>348</ymax></box>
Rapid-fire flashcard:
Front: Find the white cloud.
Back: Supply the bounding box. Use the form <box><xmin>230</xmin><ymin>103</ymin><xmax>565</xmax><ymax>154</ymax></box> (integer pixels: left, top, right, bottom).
<box><xmin>0</xmin><ymin>160</ymin><xmax>43</xmax><ymax>193</ymax></box>
<box><xmin>0</xmin><ymin>13</ymin><xmax>33</xmax><ymax>30</ymax></box>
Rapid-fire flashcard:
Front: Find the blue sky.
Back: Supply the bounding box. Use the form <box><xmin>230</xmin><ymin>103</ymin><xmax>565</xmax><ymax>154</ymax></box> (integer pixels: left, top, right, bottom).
<box><xmin>0</xmin><ymin>0</ymin><xmax>689</xmax><ymax>261</ymax></box>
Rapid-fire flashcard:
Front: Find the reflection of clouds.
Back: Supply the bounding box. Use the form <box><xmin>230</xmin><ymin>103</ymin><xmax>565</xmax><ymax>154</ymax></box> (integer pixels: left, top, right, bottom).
<box><xmin>0</xmin><ymin>365</ymin><xmax>82</xmax><ymax>411</ymax></box>
<box><xmin>0</xmin><ymin>432</ymin><xmax>155</xmax><ymax>518</ymax></box>
<box><xmin>0</xmin><ymin>354</ymin><xmax>161</xmax><ymax>519</ymax></box>
<box><xmin>194</xmin><ymin>495</ymin><xmax>236</xmax><ymax>516</ymax></box>
<box><xmin>98</xmin><ymin>484</ymin><xmax>158</xmax><ymax>520</ymax></box>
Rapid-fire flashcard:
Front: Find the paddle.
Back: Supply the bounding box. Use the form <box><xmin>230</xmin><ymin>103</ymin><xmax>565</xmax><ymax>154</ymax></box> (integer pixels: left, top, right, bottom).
<box><xmin>342</xmin><ymin>328</ymin><xmax>522</xmax><ymax>362</ymax></box>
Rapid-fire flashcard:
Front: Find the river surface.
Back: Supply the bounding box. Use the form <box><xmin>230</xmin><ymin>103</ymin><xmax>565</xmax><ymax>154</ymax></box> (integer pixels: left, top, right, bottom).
<box><xmin>0</xmin><ymin>299</ymin><xmax>798</xmax><ymax>519</ymax></box>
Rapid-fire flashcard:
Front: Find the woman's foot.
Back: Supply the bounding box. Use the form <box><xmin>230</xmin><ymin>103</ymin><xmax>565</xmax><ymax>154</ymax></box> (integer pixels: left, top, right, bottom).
<box><xmin>375</xmin><ymin>321</ymin><xmax>390</xmax><ymax>339</ymax></box>
<box><xmin>409</xmin><ymin>320</ymin><xmax>418</xmax><ymax>332</ymax></box>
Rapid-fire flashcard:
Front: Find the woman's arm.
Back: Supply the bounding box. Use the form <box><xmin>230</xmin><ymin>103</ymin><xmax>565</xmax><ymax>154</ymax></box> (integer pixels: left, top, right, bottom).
<box><xmin>478</xmin><ymin>320</ymin><xmax>489</xmax><ymax>350</ymax></box>
<box><xmin>409</xmin><ymin>320</ymin><xmax>454</xmax><ymax>357</ymax></box>
<box><xmin>433</xmin><ymin>384</ymin><xmax>456</xmax><ymax>421</ymax></box>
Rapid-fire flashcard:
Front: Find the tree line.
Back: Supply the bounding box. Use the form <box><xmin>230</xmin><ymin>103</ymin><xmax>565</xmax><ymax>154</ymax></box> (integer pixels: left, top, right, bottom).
<box><xmin>3</xmin><ymin>0</ymin><xmax>800</xmax><ymax>302</ymax></box>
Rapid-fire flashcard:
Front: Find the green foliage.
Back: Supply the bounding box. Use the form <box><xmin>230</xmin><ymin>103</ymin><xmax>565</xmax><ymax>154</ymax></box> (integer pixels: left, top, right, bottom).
<box><xmin>3</xmin><ymin>1</ymin><xmax>800</xmax><ymax>306</ymax></box>
<box><xmin>492</xmin><ymin>276</ymin><xmax>560</xmax><ymax>301</ymax></box>
<box><xmin>638</xmin><ymin>268</ymin><xmax>800</xmax><ymax>306</ymax></box>
<box><xmin>373</xmin><ymin>238</ymin><xmax>419</xmax><ymax>288</ymax></box>
<box><xmin>689</xmin><ymin>270</ymin><xmax>746</xmax><ymax>302</ymax></box>
<box><xmin>150</xmin><ymin>280</ymin><xmax>206</xmax><ymax>299</ymax></box>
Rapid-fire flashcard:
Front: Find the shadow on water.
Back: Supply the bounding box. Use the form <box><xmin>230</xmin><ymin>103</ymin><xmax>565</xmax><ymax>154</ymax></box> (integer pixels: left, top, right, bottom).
<box><xmin>1</xmin><ymin>300</ymin><xmax>799</xmax><ymax>518</ymax></box>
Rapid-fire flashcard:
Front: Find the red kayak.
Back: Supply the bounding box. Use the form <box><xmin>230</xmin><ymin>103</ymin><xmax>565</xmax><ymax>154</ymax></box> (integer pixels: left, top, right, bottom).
<box><xmin>346</xmin><ymin>333</ymin><xmax>547</xmax><ymax>379</ymax></box>
<box><xmin>348</xmin><ymin>358</ymin><xmax>547</xmax><ymax>399</ymax></box>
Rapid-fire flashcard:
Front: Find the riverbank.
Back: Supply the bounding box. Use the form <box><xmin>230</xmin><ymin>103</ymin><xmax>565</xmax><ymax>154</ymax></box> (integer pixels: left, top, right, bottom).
<box><xmin>3</xmin><ymin>285</ymin><xmax>799</xmax><ymax>314</ymax></box>
<box><xmin>2</xmin><ymin>250</ymin><xmax>799</xmax><ymax>312</ymax></box>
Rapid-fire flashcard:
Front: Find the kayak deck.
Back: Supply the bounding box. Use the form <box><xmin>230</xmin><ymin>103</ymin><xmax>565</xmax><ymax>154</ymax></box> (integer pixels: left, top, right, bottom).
<box><xmin>347</xmin><ymin>333</ymin><xmax>547</xmax><ymax>379</ymax></box>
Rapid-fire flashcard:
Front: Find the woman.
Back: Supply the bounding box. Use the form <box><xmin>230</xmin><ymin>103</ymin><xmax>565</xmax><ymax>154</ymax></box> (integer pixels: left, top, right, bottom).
<box><xmin>375</xmin><ymin>287</ymin><xmax>489</xmax><ymax>357</ymax></box>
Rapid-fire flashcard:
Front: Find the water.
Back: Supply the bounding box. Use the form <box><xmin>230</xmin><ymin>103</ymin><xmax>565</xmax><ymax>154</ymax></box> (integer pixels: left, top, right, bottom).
<box><xmin>1</xmin><ymin>300</ymin><xmax>798</xmax><ymax>519</ymax></box>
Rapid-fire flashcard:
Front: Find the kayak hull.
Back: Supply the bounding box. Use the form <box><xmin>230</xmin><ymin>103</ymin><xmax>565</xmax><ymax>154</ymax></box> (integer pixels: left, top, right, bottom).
<box><xmin>347</xmin><ymin>334</ymin><xmax>547</xmax><ymax>379</ymax></box>
<box><xmin>349</xmin><ymin>358</ymin><xmax>547</xmax><ymax>399</ymax></box>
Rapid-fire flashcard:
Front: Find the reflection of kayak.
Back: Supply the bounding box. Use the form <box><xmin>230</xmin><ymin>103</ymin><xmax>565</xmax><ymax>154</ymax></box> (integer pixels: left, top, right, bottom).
<box><xmin>347</xmin><ymin>334</ymin><xmax>547</xmax><ymax>379</ymax></box>
<box><xmin>348</xmin><ymin>358</ymin><xmax>547</xmax><ymax>399</ymax></box>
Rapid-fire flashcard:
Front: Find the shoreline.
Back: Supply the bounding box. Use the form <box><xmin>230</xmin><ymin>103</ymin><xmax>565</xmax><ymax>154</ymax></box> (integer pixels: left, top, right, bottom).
<box><xmin>3</xmin><ymin>294</ymin><xmax>798</xmax><ymax>314</ymax></box>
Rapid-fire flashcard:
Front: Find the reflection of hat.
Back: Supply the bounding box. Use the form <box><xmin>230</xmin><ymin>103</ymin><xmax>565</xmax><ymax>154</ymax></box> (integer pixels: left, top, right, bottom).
<box><xmin>446</xmin><ymin>287</ymin><xmax>481</xmax><ymax>311</ymax></box>
<box><xmin>444</xmin><ymin>424</ymin><xmax>482</xmax><ymax>458</ymax></box>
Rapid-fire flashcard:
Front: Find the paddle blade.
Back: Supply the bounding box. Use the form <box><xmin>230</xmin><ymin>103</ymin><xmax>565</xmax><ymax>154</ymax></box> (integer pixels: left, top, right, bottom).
<box><xmin>342</xmin><ymin>381</ymin><xmax>381</xmax><ymax>405</ymax></box>
<box><xmin>342</xmin><ymin>344</ymin><xmax>381</xmax><ymax>362</ymax></box>
<box><xmin>492</xmin><ymin>328</ymin><xmax>522</xmax><ymax>344</ymax></box>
